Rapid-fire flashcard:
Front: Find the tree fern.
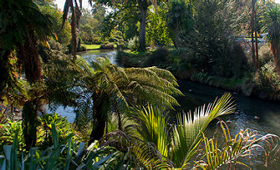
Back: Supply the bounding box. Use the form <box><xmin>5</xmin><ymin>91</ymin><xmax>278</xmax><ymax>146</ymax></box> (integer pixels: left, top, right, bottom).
<box><xmin>44</xmin><ymin>55</ymin><xmax>182</xmax><ymax>142</ymax></box>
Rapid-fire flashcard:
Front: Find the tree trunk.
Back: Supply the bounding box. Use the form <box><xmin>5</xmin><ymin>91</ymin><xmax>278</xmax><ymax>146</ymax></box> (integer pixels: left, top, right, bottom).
<box><xmin>251</xmin><ymin>0</ymin><xmax>256</xmax><ymax>70</ymax></box>
<box><xmin>172</xmin><ymin>39</ymin><xmax>178</xmax><ymax>49</ymax></box>
<box><xmin>117</xmin><ymin>111</ymin><xmax>123</xmax><ymax>131</ymax></box>
<box><xmin>88</xmin><ymin>93</ymin><xmax>110</xmax><ymax>145</ymax></box>
<box><xmin>88</xmin><ymin>107</ymin><xmax>106</xmax><ymax>145</ymax></box>
<box><xmin>22</xmin><ymin>100</ymin><xmax>38</xmax><ymax>150</ymax></box>
<box><xmin>253</xmin><ymin>0</ymin><xmax>259</xmax><ymax>70</ymax></box>
<box><xmin>271</xmin><ymin>41</ymin><xmax>280</xmax><ymax>72</ymax></box>
<box><xmin>0</xmin><ymin>50</ymin><xmax>10</xmax><ymax>97</ymax></box>
<box><xmin>18</xmin><ymin>31</ymin><xmax>42</xmax><ymax>83</ymax></box>
<box><xmin>70</xmin><ymin>2</ymin><xmax>77</xmax><ymax>60</ymax></box>
<box><xmin>138</xmin><ymin>1</ymin><xmax>148</xmax><ymax>52</ymax></box>
<box><xmin>18</xmin><ymin>30</ymin><xmax>41</xmax><ymax>151</ymax></box>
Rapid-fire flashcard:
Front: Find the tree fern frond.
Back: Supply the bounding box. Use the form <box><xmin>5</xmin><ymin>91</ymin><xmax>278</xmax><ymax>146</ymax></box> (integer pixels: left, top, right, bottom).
<box><xmin>90</xmin><ymin>61</ymin><xmax>103</xmax><ymax>72</ymax></box>
<box><xmin>148</xmin><ymin>66</ymin><xmax>179</xmax><ymax>86</ymax></box>
<box><xmin>46</xmin><ymin>55</ymin><xmax>182</xmax><ymax>143</ymax></box>
<box><xmin>95</xmin><ymin>56</ymin><xmax>111</xmax><ymax>68</ymax></box>
<box><xmin>103</xmin><ymin>64</ymin><xmax>129</xmax><ymax>85</ymax></box>
<box><xmin>135</xmin><ymin>85</ymin><xmax>180</xmax><ymax>108</ymax></box>
<box><xmin>129</xmin><ymin>76</ymin><xmax>183</xmax><ymax>97</ymax></box>
<box><xmin>75</xmin><ymin>56</ymin><xmax>95</xmax><ymax>76</ymax></box>
<box><xmin>124</xmin><ymin>67</ymin><xmax>161</xmax><ymax>82</ymax></box>
<box><xmin>111</xmin><ymin>84</ymin><xmax>129</xmax><ymax>108</ymax></box>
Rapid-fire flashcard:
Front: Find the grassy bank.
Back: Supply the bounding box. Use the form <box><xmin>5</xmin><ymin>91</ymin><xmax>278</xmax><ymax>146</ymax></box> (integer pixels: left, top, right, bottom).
<box><xmin>81</xmin><ymin>44</ymin><xmax>101</xmax><ymax>50</ymax></box>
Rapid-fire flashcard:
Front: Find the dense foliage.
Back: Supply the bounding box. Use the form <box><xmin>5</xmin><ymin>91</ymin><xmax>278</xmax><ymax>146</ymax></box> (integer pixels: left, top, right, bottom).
<box><xmin>1</xmin><ymin>0</ymin><xmax>280</xmax><ymax>169</ymax></box>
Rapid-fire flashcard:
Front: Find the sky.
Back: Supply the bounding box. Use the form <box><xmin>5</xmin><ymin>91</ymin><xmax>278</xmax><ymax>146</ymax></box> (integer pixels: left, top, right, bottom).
<box><xmin>54</xmin><ymin>0</ymin><xmax>91</xmax><ymax>10</ymax></box>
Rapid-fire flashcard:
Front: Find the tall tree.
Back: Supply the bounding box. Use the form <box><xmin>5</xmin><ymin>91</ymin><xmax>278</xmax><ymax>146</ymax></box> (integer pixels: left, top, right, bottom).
<box><xmin>79</xmin><ymin>7</ymin><xmax>106</xmax><ymax>44</ymax></box>
<box><xmin>167</xmin><ymin>0</ymin><xmax>193</xmax><ymax>48</ymax></box>
<box><xmin>146</xmin><ymin>3</ymin><xmax>172</xmax><ymax>47</ymax></box>
<box><xmin>96</xmin><ymin>0</ymin><xmax>160</xmax><ymax>51</ymax></box>
<box><xmin>101</xmin><ymin>3</ymin><xmax>139</xmax><ymax>46</ymax></box>
<box><xmin>251</xmin><ymin>0</ymin><xmax>259</xmax><ymax>70</ymax></box>
<box><xmin>62</xmin><ymin>0</ymin><xmax>94</xmax><ymax>58</ymax></box>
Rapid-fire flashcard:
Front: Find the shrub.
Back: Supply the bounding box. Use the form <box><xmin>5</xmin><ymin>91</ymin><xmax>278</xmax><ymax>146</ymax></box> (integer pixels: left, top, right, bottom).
<box><xmin>117</xmin><ymin>43</ymin><xmax>128</xmax><ymax>50</ymax></box>
<box><xmin>0</xmin><ymin>125</ymin><xmax>120</xmax><ymax>169</ymax></box>
<box><xmin>78</xmin><ymin>46</ymin><xmax>87</xmax><ymax>52</ymax></box>
<box><xmin>145</xmin><ymin>47</ymin><xmax>169</xmax><ymax>66</ymax></box>
<box><xmin>0</xmin><ymin>113</ymin><xmax>79</xmax><ymax>152</ymax></box>
<box><xmin>168</xmin><ymin>48</ymin><xmax>199</xmax><ymax>78</ymax></box>
<box><xmin>38</xmin><ymin>113</ymin><xmax>80</xmax><ymax>149</ymax></box>
<box><xmin>0</xmin><ymin>118</ymin><xmax>25</xmax><ymax>152</ymax></box>
<box><xmin>258</xmin><ymin>45</ymin><xmax>273</xmax><ymax>67</ymax></box>
<box><xmin>214</xmin><ymin>42</ymin><xmax>249</xmax><ymax>78</ymax></box>
<box><xmin>254</xmin><ymin>61</ymin><xmax>280</xmax><ymax>99</ymax></box>
<box><xmin>100</xmin><ymin>43</ymin><xmax>115</xmax><ymax>49</ymax></box>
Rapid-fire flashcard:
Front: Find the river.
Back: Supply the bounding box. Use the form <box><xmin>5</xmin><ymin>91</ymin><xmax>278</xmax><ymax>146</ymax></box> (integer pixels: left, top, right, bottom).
<box><xmin>51</xmin><ymin>50</ymin><xmax>280</xmax><ymax>169</ymax></box>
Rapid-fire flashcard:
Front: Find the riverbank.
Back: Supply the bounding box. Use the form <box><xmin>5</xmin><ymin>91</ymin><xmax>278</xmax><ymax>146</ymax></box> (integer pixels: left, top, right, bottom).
<box><xmin>116</xmin><ymin>50</ymin><xmax>280</xmax><ymax>102</ymax></box>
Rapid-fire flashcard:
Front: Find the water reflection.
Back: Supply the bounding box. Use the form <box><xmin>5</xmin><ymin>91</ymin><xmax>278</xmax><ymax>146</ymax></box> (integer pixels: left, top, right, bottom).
<box><xmin>80</xmin><ymin>50</ymin><xmax>117</xmax><ymax>65</ymax></box>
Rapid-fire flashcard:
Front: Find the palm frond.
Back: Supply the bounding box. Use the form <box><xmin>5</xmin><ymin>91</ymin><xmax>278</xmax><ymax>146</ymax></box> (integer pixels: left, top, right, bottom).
<box><xmin>127</xmin><ymin>106</ymin><xmax>170</xmax><ymax>158</ymax></box>
<box><xmin>130</xmin><ymin>142</ymin><xmax>169</xmax><ymax>169</ymax></box>
<box><xmin>170</xmin><ymin>93</ymin><xmax>235</xmax><ymax>168</ymax></box>
<box><xmin>196</xmin><ymin>121</ymin><xmax>280</xmax><ymax>170</ymax></box>
<box><xmin>95</xmin><ymin>57</ymin><xmax>112</xmax><ymax>68</ymax></box>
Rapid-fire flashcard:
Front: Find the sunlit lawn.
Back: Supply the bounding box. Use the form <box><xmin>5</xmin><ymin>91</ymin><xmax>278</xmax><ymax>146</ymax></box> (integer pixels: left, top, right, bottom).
<box><xmin>82</xmin><ymin>44</ymin><xmax>101</xmax><ymax>50</ymax></box>
<box><xmin>82</xmin><ymin>44</ymin><xmax>119</xmax><ymax>50</ymax></box>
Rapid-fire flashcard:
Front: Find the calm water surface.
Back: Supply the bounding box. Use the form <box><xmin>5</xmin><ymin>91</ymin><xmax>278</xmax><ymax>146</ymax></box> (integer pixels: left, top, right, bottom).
<box><xmin>50</xmin><ymin>50</ymin><xmax>280</xmax><ymax>169</ymax></box>
<box><xmin>176</xmin><ymin>79</ymin><xmax>280</xmax><ymax>169</ymax></box>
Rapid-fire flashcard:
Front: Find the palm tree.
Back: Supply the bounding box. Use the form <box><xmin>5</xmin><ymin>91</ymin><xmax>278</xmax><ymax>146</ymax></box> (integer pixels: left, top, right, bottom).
<box><xmin>263</xmin><ymin>3</ymin><xmax>280</xmax><ymax>72</ymax></box>
<box><xmin>101</xmin><ymin>94</ymin><xmax>279</xmax><ymax>169</ymax></box>
<box><xmin>128</xmin><ymin>93</ymin><xmax>236</xmax><ymax>168</ymax></box>
<box><xmin>0</xmin><ymin>0</ymin><xmax>52</xmax><ymax>149</ymax></box>
<box><xmin>62</xmin><ymin>0</ymin><xmax>96</xmax><ymax>58</ymax></box>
